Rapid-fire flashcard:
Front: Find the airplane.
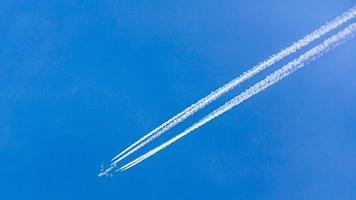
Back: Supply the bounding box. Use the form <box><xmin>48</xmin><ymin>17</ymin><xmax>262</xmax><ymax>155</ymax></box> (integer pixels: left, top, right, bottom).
<box><xmin>98</xmin><ymin>163</ymin><xmax>116</xmax><ymax>177</ymax></box>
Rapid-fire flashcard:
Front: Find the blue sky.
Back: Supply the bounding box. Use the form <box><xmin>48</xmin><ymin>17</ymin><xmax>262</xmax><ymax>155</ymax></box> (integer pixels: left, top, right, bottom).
<box><xmin>1</xmin><ymin>1</ymin><xmax>355</xmax><ymax>199</ymax></box>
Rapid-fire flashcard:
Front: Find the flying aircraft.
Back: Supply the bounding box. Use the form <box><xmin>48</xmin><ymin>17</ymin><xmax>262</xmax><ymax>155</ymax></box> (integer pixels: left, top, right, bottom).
<box><xmin>98</xmin><ymin>163</ymin><xmax>115</xmax><ymax>177</ymax></box>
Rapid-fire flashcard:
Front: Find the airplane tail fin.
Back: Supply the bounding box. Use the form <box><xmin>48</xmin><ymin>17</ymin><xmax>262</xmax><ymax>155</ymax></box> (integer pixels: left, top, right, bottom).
<box><xmin>100</xmin><ymin>162</ymin><xmax>104</xmax><ymax>172</ymax></box>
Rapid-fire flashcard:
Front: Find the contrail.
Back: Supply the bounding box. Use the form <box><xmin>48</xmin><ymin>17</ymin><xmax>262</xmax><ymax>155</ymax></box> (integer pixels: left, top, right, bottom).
<box><xmin>119</xmin><ymin>23</ymin><xmax>356</xmax><ymax>171</ymax></box>
<box><xmin>109</xmin><ymin>5</ymin><xmax>356</xmax><ymax>168</ymax></box>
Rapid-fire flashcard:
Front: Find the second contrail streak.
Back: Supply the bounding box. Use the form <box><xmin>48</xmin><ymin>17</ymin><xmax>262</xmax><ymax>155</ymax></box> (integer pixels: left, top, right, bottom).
<box><xmin>119</xmin><ymin>23</ymin><xmax>356</xmax><ymax>171</ymax></box>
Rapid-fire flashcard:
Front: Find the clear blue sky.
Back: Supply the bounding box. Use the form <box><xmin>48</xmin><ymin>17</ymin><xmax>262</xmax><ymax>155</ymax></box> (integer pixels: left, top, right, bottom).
<box><xmin>1</xmin><ymin>1</ymin><xmax>355</xmax><ymax>199</ymax></box>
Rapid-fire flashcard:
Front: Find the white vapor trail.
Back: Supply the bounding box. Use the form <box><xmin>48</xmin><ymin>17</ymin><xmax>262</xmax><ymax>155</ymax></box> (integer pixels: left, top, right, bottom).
<box><xmin>109</xmin><ymin>5</ymin><xmax>356</xmax><ymax>168</ymax></box>
<box><xmin>119</xmin><ymin>23</ymin><xmax>356</xmax><ymax>171</ymax></box>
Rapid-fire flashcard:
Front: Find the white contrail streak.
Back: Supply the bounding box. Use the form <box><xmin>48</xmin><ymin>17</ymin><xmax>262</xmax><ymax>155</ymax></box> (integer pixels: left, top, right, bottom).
<box><xmin>109</xmin><ymin>6</ymin><xmax>356</xmax><ymax>168</ymax></box>
<box><xmin>111</xmin><ymin>6</ymin><xmax>356</xmax><ymax>169</ymax></box>
<box><xmin>119</xmin><ymin>23</ymin><xmax>356</xmax><ymax>171</ymax></box>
